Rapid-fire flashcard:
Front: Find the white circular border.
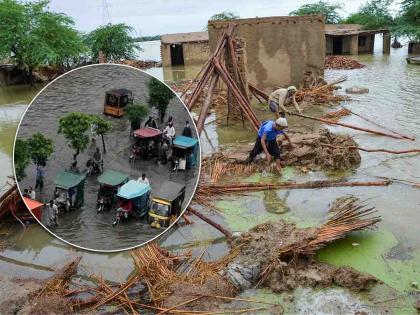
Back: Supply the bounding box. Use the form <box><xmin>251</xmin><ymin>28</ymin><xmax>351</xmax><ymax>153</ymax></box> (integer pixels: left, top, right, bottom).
<box><xmin>12</xmin><ymin>63</ymin><xmax>202</xmax><ymax>253</ymax></box>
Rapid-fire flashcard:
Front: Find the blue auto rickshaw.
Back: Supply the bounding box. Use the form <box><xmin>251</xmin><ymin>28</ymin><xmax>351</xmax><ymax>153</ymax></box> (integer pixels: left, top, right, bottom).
<box><xmin>113</xmin><ymin>180</ymin><xmax>151</xmax><ymax>225</ymax></box>
<box><xmin>170</xmin><ymin>135</ymin><xmax>199</xmax><ymax>171</ymax></box>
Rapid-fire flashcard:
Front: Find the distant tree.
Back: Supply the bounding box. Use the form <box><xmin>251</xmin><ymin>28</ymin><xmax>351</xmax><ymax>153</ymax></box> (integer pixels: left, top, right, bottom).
<box><xmin>209</xmin><ymin>11</ymin><xmax>240</xmax><ymax>21</ymax></box>
<box><xmin>289</xmin><ymin>1</ymin><xmax>344</xmax><ymax>24</ymax></box>
<box><xmin>14</xmin><ymin>139</ymin><xmax>30</xmax><ymax>181</ymax></box>
<box><xmin>0</xmin><ymin>0</ymin><xmax>86</xmax><ymax>84</ymax></box>
<box><xmin>148</xmin><ymin>78</ymin><xmax>175</xmax><ymax>122</ymax></box>
<box><xmin>125</xmin><ymin>103</ymin><xmax>149</xmax><ymax>131</ymax></box>
<box><xmin>393</xmin><ymin>0</ymin><xmax>420</xmax><ymax>43</ymax></box>
<box><xmin>27</xmin><ymin>133</ymin><xmax>54</xmax><ymax>166</ymax></box>
<box><xmin>58</xmin><ymin>112</ymin><xmax>92</xmax><ymax>160</ymax></box>
<box><xmin>85</xmin><ymin>23</ymin><xmax>141</xmax><ymax>62</ymax></box>
<box><xmin>344</xmin><ymin>0</ymin><xmax>395</xmax><ymax>29</ymax></box>
<box><xmin>90</xmin><ymin>115</ymin><xmax>112</xmax><ymax>153</ymax></box>
<box><xmin>135</xmin><ymin>35</ymin><xmax>161</xmax><ymax>42</ymax></box>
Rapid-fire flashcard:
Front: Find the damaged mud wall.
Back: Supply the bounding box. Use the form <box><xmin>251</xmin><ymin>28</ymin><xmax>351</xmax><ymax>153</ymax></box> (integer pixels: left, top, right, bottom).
<box><xmin>208</xmin><ymin>16</ymin><xmax>326</xmax><ymax>92</ymax></box>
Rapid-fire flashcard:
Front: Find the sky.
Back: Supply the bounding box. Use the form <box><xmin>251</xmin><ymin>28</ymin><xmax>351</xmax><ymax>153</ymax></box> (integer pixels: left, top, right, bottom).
<box><xmin>45</xmin><ymin>0</ymin><xmax>384</xmax><ymax>36</ymax></box>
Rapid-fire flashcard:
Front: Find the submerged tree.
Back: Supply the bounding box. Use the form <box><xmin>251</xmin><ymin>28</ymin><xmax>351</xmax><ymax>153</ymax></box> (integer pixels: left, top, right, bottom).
<box><xmin>14</xmin><ymin>139</ymin><xmax>30</xmax><ymax>181</ymax></box>
<box><xmin>344</xmin><ymin>0</ymin><xmax>395</xmax><ymax>29</ymax></box>
<box><xmin>90</xmin><ymin>115</ymin><xmax>112</xmax><ymax>153</ymax></box>
<box><xmin>125</xmin><ymin>103</ymin><xmax>149</xmax><ymax>131</ymax></box>
<box><xmin>148</xmin><ymin>78</ymin><xmax>175</xmax><ymax>122</ymax></box>
<box><xmin>58</xmin><ymin>112</ymin><xmax>92</xmax><ymax>160</ymax></box>
<box><xmin>85</xmin><ymin>23</ymin><xmax>141</xmax><ymax>62</ymax></box>
<box><xmin>27</xmin><ymin>133</ymin><xmax>54</xmax><ymax>166</ymax></box>
<box><xmin>289</xmin><ymin>1</ymin><xmax>344</xmax><ymax>24</ymax></box>
<box><xmin>0</xmin><ymin>0</ymin><xmax>86</xmax><ymax>84</ymax></box>
<box><xmin>393</xmin><ymin>0</ymin><xmax>420</xmax><ymax>43</ymax></box>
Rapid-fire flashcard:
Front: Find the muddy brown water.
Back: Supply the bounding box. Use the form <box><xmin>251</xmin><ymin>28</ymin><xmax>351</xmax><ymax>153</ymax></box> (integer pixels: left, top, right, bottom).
<box><xmin>15</xmin><ymin>64</ymin><xmax>200</xmax><ymax>251</ymax></box>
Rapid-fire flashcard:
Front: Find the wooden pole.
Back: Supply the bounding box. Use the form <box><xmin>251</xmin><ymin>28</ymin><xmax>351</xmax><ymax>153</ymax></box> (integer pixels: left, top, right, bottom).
<box><xmin>320</xmin><ymin>144</ymin><xmax>420</xmax><ymax>154</ymax></box>
<box><xmin>196</xmin><ymin>73</ymin><xmax>219</xmax><ymax>134</ymax></box>
<box><xmin>341</xmin><ymin>106</ymin><xmax>415</xmax><ymax>141</ymax></box>
<box><xmin>188</xmin><ymin>207</ymin><xmax>232</xmax><ymax>238</ymax></box>
<box><xmin>291</xmin><ymin>112</ymin><xmax>408</xmax><ymax>140</ymax></box>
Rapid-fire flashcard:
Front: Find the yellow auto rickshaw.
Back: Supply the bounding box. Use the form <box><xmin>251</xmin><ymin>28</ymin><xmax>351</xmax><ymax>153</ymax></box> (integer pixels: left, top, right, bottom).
<box><xmin>103</xmin><ymin>89</ymin><xmax>133</xmax><ymax>117</ymax></box>
<box><xmin>149</xmin><ymin>181</ymin><xmax>186</xmax><ymax>229</ymax></box>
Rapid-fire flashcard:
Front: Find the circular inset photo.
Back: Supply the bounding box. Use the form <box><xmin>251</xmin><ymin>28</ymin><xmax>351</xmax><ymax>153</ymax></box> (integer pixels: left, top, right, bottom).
<box><xmin>13</xmin><ymin>64</ymin><xmax>200</xmax><ymax>252</ymax></box>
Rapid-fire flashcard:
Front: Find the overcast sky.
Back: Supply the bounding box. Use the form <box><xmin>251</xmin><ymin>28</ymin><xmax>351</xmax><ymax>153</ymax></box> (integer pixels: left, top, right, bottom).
<box><xmin>45</xmin><ymin>0</ymin><xmax>389</xmax><ymax>36</ymax></box>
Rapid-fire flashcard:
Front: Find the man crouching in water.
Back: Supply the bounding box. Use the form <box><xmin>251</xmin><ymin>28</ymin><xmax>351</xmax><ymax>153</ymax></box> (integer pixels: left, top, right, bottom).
<box><xmin>246</xmin><ymin>117</ymin><xmax>293</xmax><ymax>173</ymax></box>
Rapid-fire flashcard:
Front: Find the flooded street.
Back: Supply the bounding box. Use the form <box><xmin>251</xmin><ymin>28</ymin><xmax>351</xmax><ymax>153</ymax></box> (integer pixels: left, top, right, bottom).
<box><xmin>1</xmin><ymin>37</ymin><xmax>420</xmax><ymax>313</ymax></box>
<box><xmin>16</xmin><ymin>64</ymin><xmax>199</xmax><ymax>251</ymax></box>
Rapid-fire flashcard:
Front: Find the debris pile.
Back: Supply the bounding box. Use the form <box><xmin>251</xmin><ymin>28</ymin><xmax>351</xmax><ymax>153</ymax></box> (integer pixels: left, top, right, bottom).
<box><xmin>226</xmin><ymin>197</ymin><xmax>380</xmax><ymax>292</ymax></box>
<box><xmin>325</xmin><ymin>56</ymin><xmax>366</xmax><ymax>70</ymax></box>
<box><xmin>321</xmin><ymin>107</ymin><xmax>351</xmax><ymax>121</ymax></box>
<box><xmin>116</xmin><ymin>59</ymin><xmax>161</xmax><ymax>69</ymax></box>
<box><xmin>281</xmin><ymin>129</ymin><xmax>361</xmax><ymax>171</ymax></box>
<box><xmin>202</xmin><ymin>129</ymin><xmax>361</xmax><ymax>173</ymax></box>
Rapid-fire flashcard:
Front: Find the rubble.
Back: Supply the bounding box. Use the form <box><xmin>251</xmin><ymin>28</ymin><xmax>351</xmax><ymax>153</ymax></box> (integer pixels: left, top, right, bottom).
<box><xmin>325</xmin><ymin>56</ymin><xmax>366</xmax><ymax>70</ymax></box>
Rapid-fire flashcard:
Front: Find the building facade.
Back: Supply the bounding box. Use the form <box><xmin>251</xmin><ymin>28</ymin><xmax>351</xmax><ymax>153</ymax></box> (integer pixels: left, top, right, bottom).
<box><xmin>207</xmin><ymin>15</ymin><xmax>326</xmax><ymax>92</ymax></box>
<box><xmin>160</xmin><ymin>32</ymin><xmax>210</xmax><ymax>67</ymax></box>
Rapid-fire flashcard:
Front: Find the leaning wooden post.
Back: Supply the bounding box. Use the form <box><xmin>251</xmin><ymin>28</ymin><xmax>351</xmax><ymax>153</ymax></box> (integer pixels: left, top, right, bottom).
<box><xmin>188</xmin><ymin>207</ymin><xmax>232</xmax><ymax>238</ymax></box>
<box><xmin>196</xmin><ymin>73</ymin><xmax>219</xmax><ymax>135</ymax></box>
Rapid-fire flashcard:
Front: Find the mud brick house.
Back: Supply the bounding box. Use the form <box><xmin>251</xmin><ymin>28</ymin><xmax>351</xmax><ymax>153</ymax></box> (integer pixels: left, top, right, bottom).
<box><xmin>160</xmin><ymin>32</ymin><xmax>210</xmax><ymax>67</ymax></box>
<box><xmin>207</xmin><ymin>15</ymin><xmax>326</xmax><ymax>92</ymax></box>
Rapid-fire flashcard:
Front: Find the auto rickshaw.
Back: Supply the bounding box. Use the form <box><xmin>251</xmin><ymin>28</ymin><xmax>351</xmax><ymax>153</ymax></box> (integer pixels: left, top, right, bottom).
<box><xmin>130</xmin><ymin>127</ymin><xmax>162</xmax><ymax>162</ymax></box>
<box><xmin>53</xmin><ymin>171</ymin><xmax>86</xmax><ymax>212</ymax></box>
<box><xmin>103</xmin><ymin>89</ymin><xmax>133</xmax><ymax>117</ymax></box>
<box><xmin>113</xmin><ymin>180</ymin><xmax>151</xmax><ymax>226</ymax></box>
<box><xmin>148</xmin><ymin>181</ymin><xmax>186</xmax><ymax>229</ymax></box>
<box><xmin>170</xmin><ymin>135</ymin><xmax>199</xmax><ymax>171</ymax></box>
<box><xmin>96</xmin><ymin>169</ymin><xmax>129</xmax><ymax>213</ymax></box>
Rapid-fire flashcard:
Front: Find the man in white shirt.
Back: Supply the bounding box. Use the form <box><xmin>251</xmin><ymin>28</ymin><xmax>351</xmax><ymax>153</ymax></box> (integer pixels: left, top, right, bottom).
<box><xmin>268</xmin><ymin>86</ymin><xmax>302</xmax><ymax>118</ymax></box>
<box><xmin>163</xmin><ymin>122</ymin><xmax>176</xmax><ymax>144</ymax></box>
<box><xmin>29</xmin><ymin>186</ymin><xmax>36</xmax><ymax>199</ymax></box>
<box><xmin>137</xmin><ymin>173</ymin><xmax>150</xmax><ymax>185</ymax></box>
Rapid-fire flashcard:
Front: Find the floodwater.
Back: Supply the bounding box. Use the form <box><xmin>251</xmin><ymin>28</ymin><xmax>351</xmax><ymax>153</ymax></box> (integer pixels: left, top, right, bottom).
<box><xmin>16</xmin><ymin>64</ymin><xmax>199</xmax><ymax>251</ymax></box>
<box><xmin>1</xmin><ymin>36</ymin><xmax>420</xmax><ymax>313</ymax></box>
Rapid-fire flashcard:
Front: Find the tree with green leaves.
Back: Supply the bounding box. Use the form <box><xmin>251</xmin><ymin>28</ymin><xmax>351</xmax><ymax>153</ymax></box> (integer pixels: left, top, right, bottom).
<box><xmin>209</xmin><ymin>11</ymin><xmax>240</xmax><ymax>21</ymax></box>
<box><xmin>125</xmin><ymin>103</ymin><xmax>149</xmax><ymax>131</ymax></box>
<box><xmin>85</xmin><ymin>23</ymin><xmax>141</xmax><ymax>62</ymax></box>
<box><xmin>14</xmin><ymin>139</ymin><xmax>30</xmax><ymax>181</ymax></box>
<box><xmin>0</xmin><ymin>0</ymin><xmax>86</xmax><ymax>84</ymax></box>
<box><xmin>289</xmin><ymin>1</ymin><xmax>343</xmax><ymax>24</ymax></box>
<box><xmin>90</xmin><ymin>115</ymin><xmax>112</xmax><ymax>153</ymax></box>
<box><xmin>148</xmin><ymin>78</ymin><xmax>175</xmax><ymax>122</ymax></box>
<box><xmin>344</xmin><ymin>0</ymin><xmax>394</xmax><ymax>29</ymax></box>
<box><xmin>393</xmin><ymin>0</ymin><xmax>420</xmax><ymax>43</ymax></box>
<box><xmin>27</xmin><ymin>133</ymin><xmax>54</xmax><ymax>166</ymax></box>
<box><xmin>58</xmin><ymin>112</ymin><xmax>92</xmax><ymax>160</ymax></box>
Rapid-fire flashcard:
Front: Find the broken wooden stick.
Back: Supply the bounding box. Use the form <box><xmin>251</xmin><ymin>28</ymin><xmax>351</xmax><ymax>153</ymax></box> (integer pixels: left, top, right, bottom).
<box><xmin>188</xmin><ymin>207</ymin><xmax>232</xmax><ymax>238</ymax></box>
<box><xmin>291</xmin><ymin>112</ymin><xmax>409</xmax><ymax>140</ymax></box>
<box><xmin>341</xmin><ymin>106</ymin><xmax>415</xmax><ymax>141</ymax></box>
<box><xmin>321</xmin><ymin>144</ymin><xmax>420</xmax><ymax>154</ymax></box>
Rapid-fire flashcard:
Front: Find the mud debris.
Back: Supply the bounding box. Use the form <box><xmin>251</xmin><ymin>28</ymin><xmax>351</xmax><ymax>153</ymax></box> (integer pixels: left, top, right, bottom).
<box><xmin>325</xmin><ymin>56</ymin><xmax>366</xmax><ymax>70</ymax></box>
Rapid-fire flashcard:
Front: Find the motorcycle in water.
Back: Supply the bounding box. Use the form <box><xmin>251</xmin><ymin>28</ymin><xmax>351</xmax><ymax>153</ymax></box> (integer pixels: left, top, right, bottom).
<box><xmin>86</xmin><ymin>158</ymin><xmax>103</xmax><ymax>176</ymax></box>
<box><xmin>96</xmin><ymin>195</ymin><xmax>112</xmax><ymax>213</ymax></box>
<box><xmin>112</xmin><ymin>200</ymin><xmax>133</xmax><ymax>226</ymax></box>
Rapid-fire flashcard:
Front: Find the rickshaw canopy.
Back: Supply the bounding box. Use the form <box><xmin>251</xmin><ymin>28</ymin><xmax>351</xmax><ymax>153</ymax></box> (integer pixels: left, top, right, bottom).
<box><xmin>152</xmin><ymin>181</ymin><xmax>185</xmax><ymax>203</ymax></box>
<box><xmin>106</xmin><ymin>88</ymin><xmax>132</xmax><ymax>97</ymax></box>
<box><xmin>118</xmin><ymin>180</ymin><xmax>150</xmax><ymax>199</ymax></box>
<box><xmin>23</xmin><ymin>197</ymin><xmax>43</xmax><ymax>210</ymax></box>
<box><xmin>98</xmin><ymin>170</ymin><xmax>129</xmax><ymax>187</ymax></box>
<box><xmin>173</xmin><ymin>136</ymin><xmax>199</xmax><ymax>149</ymax></box>
<box><xmin>54</xmin><ymin>171</ymin><xmax>86</xmax><ymax>189</ymax></box>
<box><xmin>133</xmin><ymin>127</ymin><xmax>162</xmax><ymax>138</ymax></box>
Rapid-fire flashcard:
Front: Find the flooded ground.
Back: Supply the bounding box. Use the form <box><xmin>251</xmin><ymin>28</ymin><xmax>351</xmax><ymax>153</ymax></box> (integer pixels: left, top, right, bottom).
<box><xmin>1</xmin><ymin>37</ymin><xmax>420</xmax><ymax>313</ymax></box>
<box><xmin>16</xmin><ymin>64</ymin><xmax>199</xmax><ymax>251</ymax></box>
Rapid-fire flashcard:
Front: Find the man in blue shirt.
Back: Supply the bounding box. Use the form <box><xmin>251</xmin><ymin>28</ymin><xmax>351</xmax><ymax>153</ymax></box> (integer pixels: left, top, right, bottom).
<box><xmin>247</xmin><ymin>117</ymin><xmax>294</xmax><ymax>173</ymax></box>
